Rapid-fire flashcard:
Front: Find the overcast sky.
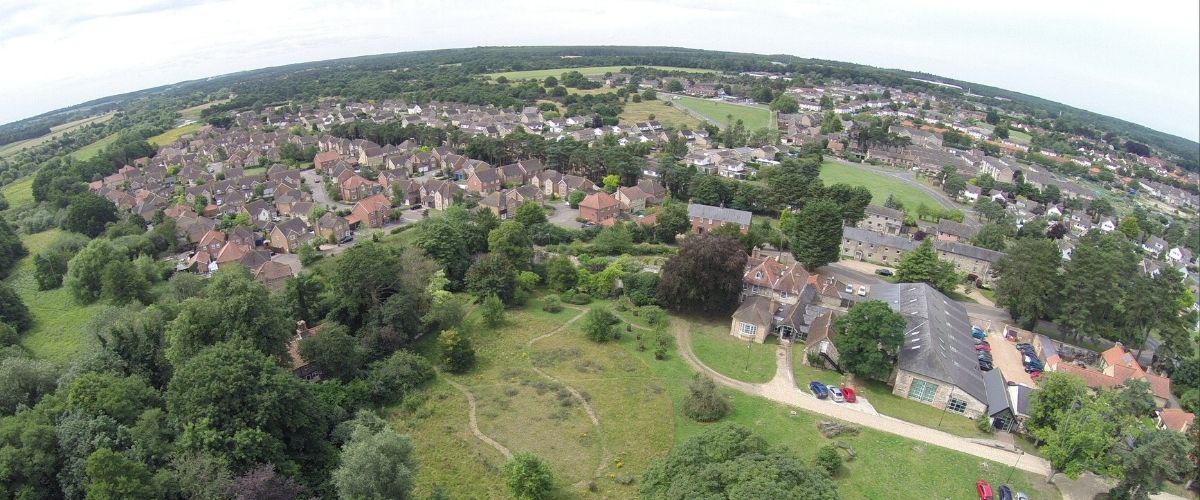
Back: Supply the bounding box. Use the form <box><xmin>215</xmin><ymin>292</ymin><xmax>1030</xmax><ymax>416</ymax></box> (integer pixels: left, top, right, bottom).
<box><xmin>1</xmin><ymin>0</ymin><xmax>1197</xmax><ymax>141</ymax></box>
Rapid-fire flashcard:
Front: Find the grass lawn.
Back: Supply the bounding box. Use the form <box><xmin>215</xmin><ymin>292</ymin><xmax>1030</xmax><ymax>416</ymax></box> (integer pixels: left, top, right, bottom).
<box><xmin>1007</xmin><ymin>129</ymin><xmax>1032</xmax><ymax>146</ymax></box>
<box><xmin>670</xmin><ymin>96</ymin><xmax>771</xmax><ymax>130</ymax></box>
<box><xmin>486</xmin><ymin>65</ymin><xmax>713</xmax><ymax>81</ymax></box>
<box><xmin>819</xmin><ymin>161</ymin><xmax>942</xmax><ymax>211</ymax></box>
<box><xmin>1</xmin><ymin>177</ymin><xmax>35</xmax><ymax>212</ymax></box>
<box><xmin>148</xmin><ymin>122</ymin><xmax>202</xmax><ymax>146</ymax></box>
<box><xmin>7</xmin><ymin>230</ymin><xmax>113</xmax><ymax>363</ymax></box>
<box><xmin>69</xmin><ymin>133</ymin><xmax>120</xmax><ymax>161</ymax></box>
<box><xmin>688</xmin><ymin>317</ymin><xmax>777</xmax><ymax>383</ymax></box>
<box><xmin>619</xmin><ymin>100</ymin><xmax>701</xmax><ymax>131</ymax></box>
<box><xmin>621</xmin><ymin>314</ymin><xmax>1058</xmax><ymax>500</ymax></box>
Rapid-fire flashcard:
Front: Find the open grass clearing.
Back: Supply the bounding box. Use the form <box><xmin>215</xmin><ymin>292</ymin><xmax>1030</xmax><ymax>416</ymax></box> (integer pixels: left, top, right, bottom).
<box><xmin>180</xmin><ymin>99</ymin><xmax>231</xmax><ymax>121</ymax></box>
<box><xmin>7</xmin><ymin>229</ymin><xmax>112</xmax><ymax>364</ymax></box>
<box><xmin>148</xmin><ymin>122</ymin><xmax>202</xmax><ymax>146</ymax></box>
<box><xmin>688</xmin><ymin>316</ymin><xmax>778</xmax><ymax>383</ymax></box>
<box><xmin>670</xmin><ymin>95</ymin><xmax>771</xmax><ymax>130</ymax></box>
<box><xmin>486</xmin><ymin>65</ymin><xmax>714</xmax><ymax>81</ymax></box>
<box><xmin>69</xmin><ymin>132</ymin><xmax>120</xmax><ymax>161</ymax></box>
<box><xmin>400</xmin><ymin>298</ymin><xmax>672</xmax><ymax>498</ymax></box>
<box><xmin>1</xmin><ymin>176</ymin><xmax>35</xmax><ymax>212</ymax></box>
<box><xmin>618</xmin><ymin>100</ymin><xmax>701</xmax><ymax>131</ymax></box>
<box><xmin>0</xmin><ymin>112</ymin><xmax>115</xmax><ymax>158</ymax></box>
<box><xmin>618</xmin><ymin>313</ymin><xmax>1057</xmax><ymax>499</ymax></box>
<box><xmin>819</xmin><ymin>161</ymin><xmax>942</xmax><ymax>212</ymax></box>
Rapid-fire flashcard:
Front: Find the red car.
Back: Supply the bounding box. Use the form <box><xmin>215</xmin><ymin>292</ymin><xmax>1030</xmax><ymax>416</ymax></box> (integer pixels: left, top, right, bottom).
<box><xmin>976</xmin><ymin>480</ymin><xmax>994</xmax><ymax>500</ymax></box>
<box><xmin>975</xmin><ymin>343</ymin><xmax>992</xmax><ymax>352</ymax></box>
<box><xmin>841</xmin><ymin>387</ymin><xmax>857</xmax><ymax>403</ymax></box>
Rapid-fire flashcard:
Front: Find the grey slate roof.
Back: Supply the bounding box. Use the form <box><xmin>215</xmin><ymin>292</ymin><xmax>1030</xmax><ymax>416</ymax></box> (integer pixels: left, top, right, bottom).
<box><xmin>867</xmin><ymin>283</ymin><xmax>987</xmax><ymax>404</ymax></box>
<box><xmin>984</xmin><ymin>369</ymin><xmax>1010</xmax><ymax>418</ymax></box>
<box><xmin>865</xmin><ymin>205</ymin><xmax>903</xmax><ymax>220</ymax></box>
<box><xmin>841</xmin><ymin>226</ymin><xmax>918</xmax><ymax>250</ymax></box>
<box><xmin>732</xmin><ymin>295</ymin><xmax>775</xmax><ymax>327</ymax></box>
<box><xmin>932</xmin><ymin>240</ymin><xmax>1003</xmax><ymax>263</ymax></box>
<box><xmin>688</xmin><ymin>203</ymin><xmax>752</xmax><ymax>226</ymax></box>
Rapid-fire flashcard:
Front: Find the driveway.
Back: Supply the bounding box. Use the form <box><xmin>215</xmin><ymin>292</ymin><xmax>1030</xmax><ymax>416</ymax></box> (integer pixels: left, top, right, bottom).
<box><xmin>300</xmin><ymin>169</ymin><xmax>342</xmax><ymax>210</ymax></box>
<box><xmin>545</xmin><ymin>202</ymin><xmax>582</xmax><ymax>229</ymax></box>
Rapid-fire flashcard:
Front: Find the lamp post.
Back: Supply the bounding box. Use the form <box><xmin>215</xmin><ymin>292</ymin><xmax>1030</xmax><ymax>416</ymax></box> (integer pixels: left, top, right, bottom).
<box><xmin>937</xmin><ymin>386</ymin><xmax>956</xmax><ymax>428</ymax></box>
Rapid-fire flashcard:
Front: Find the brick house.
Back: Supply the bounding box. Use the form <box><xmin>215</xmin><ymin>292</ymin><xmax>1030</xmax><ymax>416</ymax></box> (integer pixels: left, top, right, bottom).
<box><xmin>687</xmin><ymin>203</ymin><xmax>751</xmax><ymax>234</ymax></box>
<box><xmin>347</xmin><ymin>193</ymin><xmax>391</xmax><ymax>228</ymax></box>
<box><xmin>579</xmin><ymin>191</ymin><xmax>620</xmax><ymax>224</ymax></box>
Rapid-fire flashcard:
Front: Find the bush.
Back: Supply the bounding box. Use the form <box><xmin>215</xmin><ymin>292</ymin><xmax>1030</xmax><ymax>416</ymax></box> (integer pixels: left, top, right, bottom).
<box><xmin>654</xmin><ymin>332</ymin><xmax>669</xmax><ymax>360</ymax></box>
<box><xmin>480</xmin><ymin>294</ymin><xmax>505</xmax><ymax>327</ymax></box>
<box><xmin>366</xmin><ymin>350</ymin><xmax>435</xmax><ymax>405</ymax></box>
<box><xmin>562</xmin><ymin>290</ymin><xmax>592</xmax><ymax>305</ymax></box>
<box><xmin>815</xmin><ymin>445</ymin><xmax>842</xmax><ymax>475</ymax></box>
<box><xmin>581</xmin><ymin>307</ymin><xmax>619</xmax><ymax>343</ymax></box>
<box><xmin>640</xmin><ymin>306</ymin><xmax>667</xmax><ymax>328</ymax></box>
<box><xmin>541</xmin><ymin>295</ymin><xmax>563</xmax><ymax>313</ymax></box>
<box><xmin>976</xmin><ymin>415</ymin><xmax>993</xmax><ymax>434</ymax></box>
<box><xmin>504</xmin><ymin>452</ymin><xmax>554</xmax><ymax>500</ymax></box>
<box><xmin>439</xmin><ymin>330</ymin><xmax>475</xmax><ymax>374</ymax></box>
<box><xmin>682</xmin><ymin>375</ymin><xmax>728</xmax><ymax>422</ymax></box>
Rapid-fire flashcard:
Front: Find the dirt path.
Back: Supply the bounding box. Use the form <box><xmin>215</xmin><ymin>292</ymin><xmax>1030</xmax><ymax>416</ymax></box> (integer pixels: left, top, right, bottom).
<box><xmin>525</xmin><ymin>307</ymin><xmax>611</xmax><ymax>482</ymax></box>
<box><xmin>668</xmin><ymin>318</ymin><xmax>1054</xmax><ymax>476</ymax></box>
<box><xmin>441</xmin><ymin>375</ymin><xmax>512</xmax><ymax>459</ymax></box>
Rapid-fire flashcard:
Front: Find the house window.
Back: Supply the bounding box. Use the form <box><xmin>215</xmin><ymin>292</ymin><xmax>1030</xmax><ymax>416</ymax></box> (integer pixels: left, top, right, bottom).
<box><xmin>947</xmin><ymin>398</ymin><xmax>968</xmax><ymax>413</ymax></box>
<box><xmin>739</xmin><ymin>322</ymin><xmax>757</xmax><ymax>337</ymax></box>
<box><xmin>755</xmin><ymin>271</ymin><xmax>763</xmax><ymax>279</ymax></box>
<box><xmin>907</xmin><ymin>378</ymin><xmax>938</xmax><ymax>402</ymax></box>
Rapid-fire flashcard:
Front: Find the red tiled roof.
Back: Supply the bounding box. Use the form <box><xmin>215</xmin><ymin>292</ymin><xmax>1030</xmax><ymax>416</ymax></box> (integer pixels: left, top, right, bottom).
<box><xmin>1158</xmin><ymin>408</ymin><xmax>1195</xmax><ymax>432</ymax></box>
<box><xmin>580</xmin><ymin>191</ymin><xmax>619</xmax><ymax>210</ymax></box>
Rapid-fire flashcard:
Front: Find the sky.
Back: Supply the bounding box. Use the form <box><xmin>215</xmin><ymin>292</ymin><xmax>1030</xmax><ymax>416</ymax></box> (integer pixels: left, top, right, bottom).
<box><xmin>1</xmin><ymin>0</ymin><xmax>1197</xmax><ymax>142</ymax></box>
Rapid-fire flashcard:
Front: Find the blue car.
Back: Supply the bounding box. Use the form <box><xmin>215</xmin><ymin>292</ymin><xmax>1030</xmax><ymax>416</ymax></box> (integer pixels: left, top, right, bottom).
<box><xmin>809</xmin><ymin>381</ymin><xmax>829</xmax><ymax>399</ymax></box>
<box><xmin>971</xmin><ymin>326</ymin><xmax>986</xmax><ymax>339</ymax></box>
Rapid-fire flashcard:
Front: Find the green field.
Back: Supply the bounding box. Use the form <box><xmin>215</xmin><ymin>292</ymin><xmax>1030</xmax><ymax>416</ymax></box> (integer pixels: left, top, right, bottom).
<box><xmin>148</xmin><ymin>122</ymin><xmax>202</xmax><ymax>146</ymax></box>
<box><xmin>688</xmin><ymin>317</ymin><xmax>778</xmax><ymax>383</ymax></box>
<box><xmin>618</xmin><ymin>99</ymin><xmax>702</xmax><ymax>130</ymax></box>
<box><xmin>1</xmin><ymin>177</ymin><xmax>35</xmax><ymax>211</ymax></box>
<box><xmin>392</xmin><ymin>294</ymin><xmax>1058</xmax><ymax>499</ymax></box>
<box><xmin>487</xmin><ymin>65</ymin><xmax>714</xmax><ymax>81</ymax></box>
<box><xmin>0</xmin><ymin>112</ymin><xmax>115</xmax><ymax>159</ymax></box>
<box><xmin>819</xmin><ymin>161</ymin><xmax>942</xmax><ymax>212</ymax></box>
<box><xmin>69</xmin><ymin>133</ymin><xmax>120</xmax><ymax>160</ymax></box>
<box><xmin>671</xmin><ymin>95</ymin><xmax>771</xmax><ymax>130</ymax></box>
<box><xmin>180</xmin><ymin>99</ymin><xmax>231</xmax><ymax>121</ymax></box>
<box><xmin>1007</xmin><ymin>129</ymin><xmax>1032</xmax><ymax>145</ymax></box>
<box><xmin>7</xmin><ymin>230</ymin><xmax>113</xmax><ymax>363</ymax></box>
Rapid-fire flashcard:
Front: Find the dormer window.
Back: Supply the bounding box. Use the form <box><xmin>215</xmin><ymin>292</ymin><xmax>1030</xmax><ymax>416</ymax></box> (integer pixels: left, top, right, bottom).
<box><xmin>755</xmin><ymin>271</ymin><xmax>763</xmax><ymax>279</ymax></box>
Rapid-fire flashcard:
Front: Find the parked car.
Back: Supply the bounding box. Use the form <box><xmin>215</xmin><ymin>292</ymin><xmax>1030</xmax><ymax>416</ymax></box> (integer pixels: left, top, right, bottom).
<box><xmin>1013</xmin><ymin>491</ymin><xmax>1029</xmax><ymax>500</ymax></box>
<box><xmin>975</xmin><ymin>343</ymin><xmax>992</xmax><ymax>352</ymax></box>
<box><xmin>972</xmin><ymin>327</ymin><xmax>986</xmax><ymax>339</ymax></box>
<box><xmin>875</xmin><ymin>268</ymin><xmax>894</xmax><ymax>276</ymax></box>
<box><xmin>998</xmin><ymin>484</ymin><xmax>1013</xmax><ymax>500</ymax></box>
<box><xmin>809</xmin><ymin>381</ymin><xmax>829</xmax><ymax>399</ymax></box>
<box><xmin>979</xmin><ymin>360</ymin><xmax>994</xmax><ymax>371</ymax></box>
<box><xmin>829</xmin><ymin>387</ymin><xmax>845</xmax><ymax>403</ymax></box>
<box><xmin>1028</xmin><ymin>371</ymin><xmax>1042</xmax><ymax>380</ymax></box>
<box><xmin>976</xmin><ymin>480</ymin><xmax>994</xmax><ymax>500</ymax></box>
<box><xmin>841</xmin><ymin>387</ymin><xmax>857</xmax><ymax>403</ymax></box>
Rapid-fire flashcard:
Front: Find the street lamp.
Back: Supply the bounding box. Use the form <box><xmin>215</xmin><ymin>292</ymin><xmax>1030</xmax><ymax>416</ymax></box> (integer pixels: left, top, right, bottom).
<box><xmin>937</xmin><ymin>386</ymin><xmax>956</xmax><ymax>428</ymax></box>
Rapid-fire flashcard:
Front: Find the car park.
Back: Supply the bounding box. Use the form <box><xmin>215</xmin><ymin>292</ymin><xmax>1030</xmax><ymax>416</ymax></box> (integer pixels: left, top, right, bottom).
<box><xmin>829</xmin><ymin>387</ymin><xmax>845</xmax><ymax>403</ymax></box>
<box><xmin>975</xmin><ymin>343</ymin><xmax>991</xmax><ymax>352</ymax></box>
<box><xmin>841</xmin><ymin>387</ymin><xmax>857</xmax><ymax>403</ymax></box>
<box><xmin>976</xmin><ymin>480</ymin><xmax>993</xmax><ymax>500</ymax></box>
<box><xmin>809</xmin><ymin>381</ymin><xmax>829</xmax><ymax>399</ymax></box>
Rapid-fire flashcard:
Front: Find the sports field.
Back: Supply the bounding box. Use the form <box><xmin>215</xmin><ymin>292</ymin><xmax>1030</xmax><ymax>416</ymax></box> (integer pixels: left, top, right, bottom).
<box><xmin>670</xmin><ymin>96</ymin><xmax>771</xmax><ymax>130</ymax></box>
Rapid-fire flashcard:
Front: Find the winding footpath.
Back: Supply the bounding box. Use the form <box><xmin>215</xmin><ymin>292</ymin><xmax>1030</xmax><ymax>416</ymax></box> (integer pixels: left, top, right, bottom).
<box><xmin>441</xmin><ymin>375</ymin><xmax>512</xmax><ymax>459</ymax></box>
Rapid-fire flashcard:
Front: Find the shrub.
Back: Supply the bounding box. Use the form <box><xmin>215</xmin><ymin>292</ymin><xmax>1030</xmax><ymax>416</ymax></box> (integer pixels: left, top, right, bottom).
<box><xmin>815</xmin><ymin>445</ymin><xmax>842</xmax><ymax>475</ymax></box>
<box><xmin>439</xmin><ymin>330</ymin><xmax>475</xmax><ymax>374</ymax></box>
<box><xmin>654</xmin><ymin>332</ymin><xmax>669</xmax><ymax>360</ymax></box>
<box><xmin>504</xmin><ymin>452</ymin><xmax>554</xmax><ymax>500</ymax></box>
<box><xmin>480</xmin><ymin>294</ymin><xmax>505</xmax><ymax>327</ymax></box>
<box><xmin>541</xmin><ymin>295</ymin><xmax>563</xmax><ymax>313</ymax></box>
<box><xmin>562</xmin><ymin>291</ymin><xmax>592</xmax><ymax>305</ymax></box>
<box><xmin>640</xmin><ymin>306</ymin><xmax>667</xmax><ymax>328</ymax></box>
<box><xmin>581</xmin><ymin>307</ymin><xmax>619</xmax><ymax>343</ymax></box>
<box><xmin>682</xmin><ymin>375</ymin><xmax>728</xmax><ymax>422</ymax></box>
<box><xmin>976</xmin><ymin>415</ymin><xmax>993</xmax><ymax>434</ymax></box>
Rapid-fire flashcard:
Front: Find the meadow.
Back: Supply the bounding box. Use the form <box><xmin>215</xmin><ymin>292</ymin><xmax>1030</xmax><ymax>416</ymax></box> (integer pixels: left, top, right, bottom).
<box><xmin>148</xmin><ymin>122</ymin><xmax>203</xmax><ymax>146</ymax></box>
<box><xmin>617</xmin><ymin>100</ymin><xmax>701</xmax><ymax>131</ymax></box>
<box><xmin>1</xmin><ymin>177</ymin><xmax>35</xmax><ymax>211</ymax></box>
<box><xmin>69</xmin><ymin>132</ymin><xmax>120</xmax><ymax>160</ymax></box>
<box><xmin>669</xmin><ymin>95</ymin><xmax>771</xmax><ymax>130</ymax></box>
<box><xmin>819</xmin><ymin>161</ymin><xmax>942</xmax><ymax>212</ymax></box>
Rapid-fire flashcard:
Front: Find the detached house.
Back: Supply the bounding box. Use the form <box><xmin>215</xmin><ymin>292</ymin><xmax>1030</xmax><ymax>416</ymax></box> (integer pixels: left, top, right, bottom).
<box><xmin>579</xmin><ymin>192</ymin><xmax>620</xmax><ymax>224</ymax></box>
<box><xmin>467</xmin><ymin>167</ymin><xmax>503</xmax><ymax>194</ymax></box>
<box><xmin>269</xmin><ymin>218</ymin><xmax>313</xmax><ymax>254</ymax></box>
<box><xmin>687</xmin><ymin>203</ymin><xmax>751</xmax><ymax>234</ymax></box>
<box><xmin>347</xmin><ymin>194</ymin><xmax>391</xmax><ymax>229</ymax></box>
<box><xmin>316</xmin><ymin>212</ymin><xmax>351</xmax><ymax>243</ymax></box>
<box><xmin>341</xmin><ymin>175</ymin><xmax>382</xmax><ymax>203</ymax></box>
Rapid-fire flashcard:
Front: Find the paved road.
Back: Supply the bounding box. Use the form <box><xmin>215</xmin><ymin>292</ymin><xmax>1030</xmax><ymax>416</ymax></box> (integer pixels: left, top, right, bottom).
<box><xmin>825</xmin><ymin>157</ymin><xmax>978</xmax><ymax>225</ymax></box>
<box><xmin>300</xmin><ymin>170</ymin><xmax>339</xmax><ymax>210</ymax></box>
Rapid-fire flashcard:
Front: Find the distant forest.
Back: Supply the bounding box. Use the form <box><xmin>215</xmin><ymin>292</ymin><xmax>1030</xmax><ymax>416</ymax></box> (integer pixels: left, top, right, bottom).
<box><xmin>2</xmin><ymin>46</ymin><xmax>1197</xmax><ymax>170</ymax></box>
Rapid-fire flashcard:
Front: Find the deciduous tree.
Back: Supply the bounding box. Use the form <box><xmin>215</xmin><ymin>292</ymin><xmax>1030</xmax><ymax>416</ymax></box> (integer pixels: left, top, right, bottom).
<box><xmin>333</xmin><ymin>423</ymin><xmax>416</xmax><ymax>500</ymax></box>
<box><xmin>894</xmin><ymin>239</ymin><xmax>959</xmax><ymax>293</ymax></box>
<box><xmin>831</xmin><ymin>300</ymin><xmax>905</xmax><ymax>380</ymax></box>
<box><xmin>656</xmin><ymin>233</ymin><xmax>746</xmax><ymax>314</ymax></box>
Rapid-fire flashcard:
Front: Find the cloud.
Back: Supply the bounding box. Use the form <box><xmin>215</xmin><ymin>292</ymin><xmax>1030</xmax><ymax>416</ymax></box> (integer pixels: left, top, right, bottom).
<box><xmin>0</xmin><ymin>0</ymin><xmax>1196</xmax><ymax>141</ymax></box>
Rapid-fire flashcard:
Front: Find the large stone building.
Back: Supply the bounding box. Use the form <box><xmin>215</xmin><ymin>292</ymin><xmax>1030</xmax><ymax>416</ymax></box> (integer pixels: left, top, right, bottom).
<box><xmin>839</xmin><ymin>227</ymin><xmax>1003</xmax><ymax>284</ymax></box>
<box><xmin>857</xmin><ymin>205</ymin><xmax>904</xmax><ymax>236</ymax></box>
<box><xmin>869</xmin><ymin>283</ymin><xmax>989</xmax><ymax>418</ymax></box>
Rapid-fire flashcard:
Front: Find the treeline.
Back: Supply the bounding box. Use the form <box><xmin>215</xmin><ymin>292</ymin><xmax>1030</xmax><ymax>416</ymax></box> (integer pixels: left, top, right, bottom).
<box><xmin>327</xmin><ymin>122</ymin><xmax>447</xmax><ymax>148</ymax></box>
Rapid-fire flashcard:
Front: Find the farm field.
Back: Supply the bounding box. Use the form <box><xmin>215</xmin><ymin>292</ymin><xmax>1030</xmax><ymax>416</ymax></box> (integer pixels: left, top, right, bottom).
<box><xmin>0</xmin><ymin>112</ymin><xmax>115</xmax><ymax>159</ymax></box>
<box><xmin>1</xmin><ymin>177</ymin><xmax>35</xmax><ymax>211</ymax></box>
<box><xmin>394</xmin><ymin>294</ymin><xmax>1058</xmax><ymax>499</ymax></box>
<box><xmin>819</xmin><ymin>160</ymin><xmax>941</xmax><ymax>212</ymax></box>
<box><xmin>487</xmin><ymin>65</ymin><xmax>713</xmax><ymax>81</ymax></box>
<box><xmin>180</xmin><ymin>98</ymin><xmax>231</xmax><ymax>120</ymax></box>
<box><xmin>7</xmin><ymin>229</ymin><xmax>113</xmax><ymax>364</ymax></box>
<box><xmin>670</xmin><ymin>95</ymin><xmax>771</xmax><ymax>130</ymax></box>
<box><xmin>618</xmin><ymin>99</ymin><xmax>701</xmax><ymax>130</ymax></box>
<box><xmin>69</xmin><ymin>132</ymin><xmax>119</xmax><ymax>160</ymax></box>
<box><xmin>148</xmin><ymin>122</ymin><xmax>202</xmax><ymax>146</ymax></box>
